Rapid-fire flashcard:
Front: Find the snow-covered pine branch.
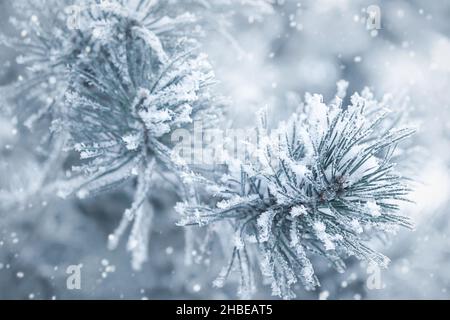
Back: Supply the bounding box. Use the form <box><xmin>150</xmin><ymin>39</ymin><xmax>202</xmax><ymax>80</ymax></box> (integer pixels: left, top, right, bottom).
<box><xmin>0</xmin><ymin>0</ymin><xmax>272</xmax><ymax>125</ymax></box>
<box><xmin>177</xmin><ymin>88</ymin><xmax>415</xmax><ymax>299</ymax></box>
<box><xmin>0</xmin><ymin>0</ymin><xmax>226</xmax><ymax>270</ymax></box>
<box><xmin>0</xmin><ymin>0</ymin><xmax>201</xmax><ymax>206</ymax></box>
<box><xmin>63</xmin><ymin>9</ymin><xmax>224</xmax><ymax>269</ymax></box>
<box><xmin>0</xmin><ymin>0</ymin><xmax>202</xmax><ymax>130</ymax></box>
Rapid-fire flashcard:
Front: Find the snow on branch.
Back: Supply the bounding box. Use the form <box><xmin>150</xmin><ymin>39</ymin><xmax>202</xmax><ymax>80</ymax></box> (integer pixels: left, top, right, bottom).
<box><xmin>178</xmin><ymin>88</ymin><xmax>415</xmax><ymax>299</ymax></box>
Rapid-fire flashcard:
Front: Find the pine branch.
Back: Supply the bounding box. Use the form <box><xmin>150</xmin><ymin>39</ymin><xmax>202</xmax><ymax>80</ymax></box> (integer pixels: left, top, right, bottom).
<box><xmin>178</xmin><ymin>88</ymin><xmax>415</xmax><ymax>299</ymax></box>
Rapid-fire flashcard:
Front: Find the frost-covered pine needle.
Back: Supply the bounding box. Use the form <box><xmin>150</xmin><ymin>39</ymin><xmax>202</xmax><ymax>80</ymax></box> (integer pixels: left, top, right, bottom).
<box><xmin>178</xmin><ymin>88</ymin><xmax>415</xmax><ymax>299</ymax></box>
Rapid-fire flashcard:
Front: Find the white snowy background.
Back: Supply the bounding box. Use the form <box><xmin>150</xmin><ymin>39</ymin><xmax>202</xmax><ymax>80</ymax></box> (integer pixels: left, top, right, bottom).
<box><xmin>0</xmin><ymin>0</ymin><xmax>449</xmax><ymax>299</ymax></box>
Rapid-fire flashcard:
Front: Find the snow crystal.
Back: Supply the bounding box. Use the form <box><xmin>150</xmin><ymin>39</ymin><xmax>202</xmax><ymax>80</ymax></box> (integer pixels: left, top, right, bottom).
<box><xmin>257</xmin><ymin>210</ymin><xmax>276</xmax><ymax>243</ymax></box>
<box><xmin>122</xmin><ymin>134</ymin><xmax>141</xmax><ymax>151</ymax></box>
<box><xmin>305</xmin><ymin>94</ymin><xmax>328</xmax><ymax>138</ymax></box>
<box><xmin>350</xmin><ymin>219</ymin><xmax>364</xmax><ymax>234</ymax></box>
<box><xmin>319</xmin><ymin>291</ymin><xmax>330</xmax><ymax>300</ymax></box>
<box><xmin>290</xmin><ymin>221</ymin><xmax>300</xmax><ymax>247</ymax></box>
<box><xmin>193</xmin><ymin>284</ymin><xmax>202</xmax><ymax>293</ymax></box>
<box><xmin>234</xmin><ymin>232</ymin><xmax>245</xmax><ymax>250</ymax></box>
<box><xmin>314</xmin><ymin>221</ymin><xmax>336</xmax><ymax>251</ymax></box>
<box><xmin>217</xmin><ymin>195</ymin><xmax>258</xmax><ymax>210</ymax></box>
<box><xmin>336</xmin><ymin>80</ymin><xmax>349</xmax><ymax>99</ymax></box>
<box><xmin>291</xmin><ymin>205</ymin><xmax>308</xmax><ymax>218</ymax></box>
<box><xmin>366</xmin><ymin>200</ymin><xmax>382</xmax><ymax>217</ymax></box>
<box><xmin>291</xmin><ymin>162</ymin><xmax>308</xmax><ymax>178</ymax></box>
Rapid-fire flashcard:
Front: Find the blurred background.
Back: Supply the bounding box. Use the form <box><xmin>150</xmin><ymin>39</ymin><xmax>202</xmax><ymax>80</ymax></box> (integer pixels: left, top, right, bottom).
<box><xmin>0</xmin><ymin>0</ymin><xmax>449</xmax><ymax>299</ymax></box>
